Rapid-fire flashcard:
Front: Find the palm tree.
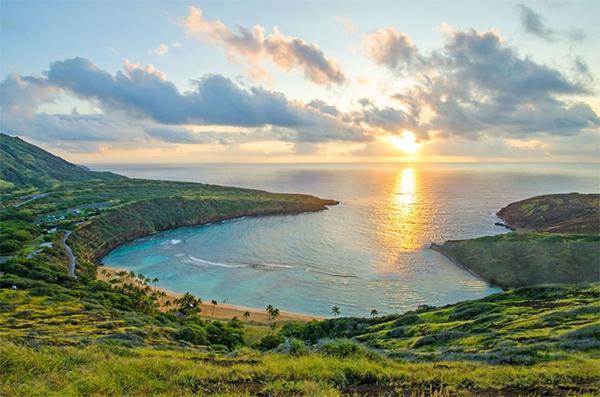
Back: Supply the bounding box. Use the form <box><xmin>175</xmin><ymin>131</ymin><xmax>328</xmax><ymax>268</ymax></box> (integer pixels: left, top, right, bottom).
<box><xmin>152</xmin><ymin>277</ymin><xmax>159</xmax><ymax>290</ymax></box>
<box><xmin>211</xmin><ymin>300</ymin><xmax>218</xmax><ymax>315</ymax></box>
<box><xmin>266</xmin><ymin>304</ymin><xmax>274</xmax><ymax>320</ymax></box>
<box><xmin>174</xmin><ymin>292</ymin><xmax>202</xmax><ymax>315</ymax></box>
<box><xmin>332</xmin><ymin>306</ymin><xmax>340</xmax><ymax>317</ymax></box>
<box><xmin>243</xmin><ymin>311</ymin><xmax>250</xmax><ymax>321</ymax></box>
<box><xmin>272</xmin><ymin>308</ymin><xmax>280</xmax><ymax>321</ymax></box>
<box><xmin>370</xmin><ymin>309</ymin><xmax>378</xmax><ymax>317</ymax></box>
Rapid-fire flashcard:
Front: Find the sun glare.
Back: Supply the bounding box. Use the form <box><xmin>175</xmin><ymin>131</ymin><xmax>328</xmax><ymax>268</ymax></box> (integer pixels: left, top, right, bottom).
<box><xmin>387</xmin><ymin>131</ymin><xmax>422</xmax><ymax>154</ymax></box>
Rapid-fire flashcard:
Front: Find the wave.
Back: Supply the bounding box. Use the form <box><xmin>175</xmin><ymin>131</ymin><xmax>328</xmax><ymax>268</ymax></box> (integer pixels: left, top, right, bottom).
<box><xmin>188</xmin><ymin>255</ymin><xmax>245</xmax><ymax>269</ymax></box>
<box><xmin>171</xmin><ymin>239</ymin><xmax>182</xmax><ymax>245</ymax></box>
<box><xmin>187</xmin><ymin>256</ymin><xmax>293</xmax><ymax>271</ymax></box>
<box><xmin>253</xmin><ymin>263</ymin><xmax>294</xmax><ymax>269</ymax></box>
<box><xmin>304</xmin><ymin>266</ymin><xmax>359</xmax><ymax>279</ymax></box>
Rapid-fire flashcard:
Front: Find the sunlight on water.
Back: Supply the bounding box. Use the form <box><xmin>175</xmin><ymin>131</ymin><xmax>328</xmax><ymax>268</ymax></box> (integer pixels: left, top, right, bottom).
<box><xmin>373</xmin><ymin>167</ymin><xmax>425</xmax><ymax>271</ymax></box>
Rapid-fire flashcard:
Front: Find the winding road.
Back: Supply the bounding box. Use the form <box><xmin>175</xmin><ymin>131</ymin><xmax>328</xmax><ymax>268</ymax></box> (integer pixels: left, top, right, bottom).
<box><xmin>60</xmin><ymin>231</ymin><xmax>77</xmax><ymax>279</ymax></box>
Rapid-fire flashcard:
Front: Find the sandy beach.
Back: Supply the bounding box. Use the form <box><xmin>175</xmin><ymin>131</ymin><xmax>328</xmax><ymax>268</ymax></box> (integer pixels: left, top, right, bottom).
<box><xmin>97</xmin><ymin>266</ymin><xmax>323</xmax><ymax>323</ymax></box>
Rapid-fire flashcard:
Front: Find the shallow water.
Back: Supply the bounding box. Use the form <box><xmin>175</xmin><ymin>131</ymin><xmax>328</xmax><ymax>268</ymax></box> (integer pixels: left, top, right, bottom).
<box><xmin>99</xmin><ymin>163</ymin><xmax>598</xmax><ymax>317</ymax></box>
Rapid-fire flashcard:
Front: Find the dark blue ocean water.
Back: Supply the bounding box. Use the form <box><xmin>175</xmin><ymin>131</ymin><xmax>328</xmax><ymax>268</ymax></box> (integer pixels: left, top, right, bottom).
<box><xmin>98</xmin><ymin>163</ymin><xmax>598</xmax><ymax>317</ymax></box>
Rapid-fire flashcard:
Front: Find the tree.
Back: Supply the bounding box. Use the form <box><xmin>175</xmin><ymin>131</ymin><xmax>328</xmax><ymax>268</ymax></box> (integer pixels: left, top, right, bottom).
<box><xmin>266</xmin><ymin>304</ymin><xmax>274</xmax><ymax>320</ymax></box>
<box><xmin>174</xmin><ymin>292</ymin><xmax>202</xmax><ymax>315</ymax></box>
<box><xmin>272</xmin><ymin>308</ymin><xmax>280</xmax><ymax>321</ymax></box>
<box><xmin>370</xmin><ymin>309</ymin><xmax>378</xmax><ymax>317</ymax></box>
<box><xmin>243</xmin><ymin>311</ymin><xmax>250</xmax><ymax>321</ymax></box>
<box><xmin>211</xmin><ymin>300</ymin><xmax>218</xmax><ymax>315</ymax></box>
<box><xmin>332</xmin><ymin>306</ymin><xmax>340</xmax><ymax>317</ymax></box>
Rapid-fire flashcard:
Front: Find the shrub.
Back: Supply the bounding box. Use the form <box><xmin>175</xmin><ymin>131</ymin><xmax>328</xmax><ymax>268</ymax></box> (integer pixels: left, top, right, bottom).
<box><xmin>317</xmin><ymin>339</ymin><xmax>364</xmax><ymax>358</ymax></box>
<box><xmin>175</xmin><ymin>324</ymin><xmax>208</xmax><ymax>345</ymax></box>
<box><xmin>287</xmin><ymin>338</ymin><xmax>308</xmax><ymax>357</ymax></box>
<box><xmin>258</xmin><ymin>334</ymin><xmax>285</xmax><ymax>351</ymax></box>
<box><xmin>448</xmin><ymin>303</ymin><xmax>496</xmax><ymax>321</ymax></box>
<box><xmin>0</xmin><ymin>239</ymin><xmax>22</xmax><ymax>255</ymax></box>
<box><xmin>413</xmin><ymin>331</ymin><xmax>467</xmax><ymax>348</ymax></box>
<box><xmin>394</xmin><ymin>312</ymin><xmax>421</xmax><ymax>327</ymax></box>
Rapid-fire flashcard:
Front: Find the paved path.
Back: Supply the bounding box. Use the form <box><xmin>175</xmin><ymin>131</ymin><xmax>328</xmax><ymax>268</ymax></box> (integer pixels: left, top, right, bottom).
<box><xmin>60</xmin><ymin>231</ymin><xmax>77</xmax><ymax>278</ymax></box>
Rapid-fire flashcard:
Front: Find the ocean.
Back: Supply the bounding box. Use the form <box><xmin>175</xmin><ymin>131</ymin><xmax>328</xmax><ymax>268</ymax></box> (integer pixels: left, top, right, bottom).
<box><xmin>98</xmin><ymin>162</ymin><xmax>598</xmax><ymax>317</ymax></box>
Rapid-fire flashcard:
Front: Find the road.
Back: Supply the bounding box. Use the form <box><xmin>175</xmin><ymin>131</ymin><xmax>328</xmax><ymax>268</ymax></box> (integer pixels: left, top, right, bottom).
<box><xmin>60</xmin><ymin>231</ymin><xmax>77</xmax><ymax>278</ymax></box>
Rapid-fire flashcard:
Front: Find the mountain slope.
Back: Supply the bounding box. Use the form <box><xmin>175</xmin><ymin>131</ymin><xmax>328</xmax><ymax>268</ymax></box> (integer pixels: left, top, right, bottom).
<box><xmin>0</xmin><ymin>134</ymin><xmax>125</xmax><ymax>191</ymax></box>
<box><xmin>497</xmin><ymin>193</ymin><xmax>599</xmax><ymax>234</ymax></box>
<box><xmin>432</xmin><ymin>193</ymin><xmax>600</xmax><ymax>289</ymax></box>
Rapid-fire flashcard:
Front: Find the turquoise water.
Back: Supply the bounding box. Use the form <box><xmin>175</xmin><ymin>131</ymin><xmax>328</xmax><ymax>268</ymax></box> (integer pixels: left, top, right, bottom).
<box><xmin>100</xmin><ymin>163</ymin><xmax>598</xmax><ymax>317</ymax></box>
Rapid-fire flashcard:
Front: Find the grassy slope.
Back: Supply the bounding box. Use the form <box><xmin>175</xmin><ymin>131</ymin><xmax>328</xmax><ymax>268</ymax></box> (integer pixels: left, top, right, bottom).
<box><xmin>432</xmin><ymin>234</ymin><xmax>599</xmax><ymax>289</ymax></box>
<box><xmin>1</xmin><ymin>285</ymin><xmax>599</xmax><ymax>396</ymax></box>
<box><xmin>433</xmin><ymin>193</ymin><xmax>600</xmax><ymax>289</ymax></box>
<box><xmin>497</xmin><ymin>193</ymin><xmax>599</xmax><ymax>234</ymax></box>
<box><xmin>0</xmin><ymin>133</ymin><xmax>125</xmax><ymax>192</ymax></box>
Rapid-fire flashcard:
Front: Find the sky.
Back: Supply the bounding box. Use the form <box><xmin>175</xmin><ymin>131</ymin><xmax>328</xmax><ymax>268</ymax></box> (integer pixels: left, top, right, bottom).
<box><xmin>1</xmin><ymin>1</ymin><xmax>599</xmax><ymax>163</ymax></box>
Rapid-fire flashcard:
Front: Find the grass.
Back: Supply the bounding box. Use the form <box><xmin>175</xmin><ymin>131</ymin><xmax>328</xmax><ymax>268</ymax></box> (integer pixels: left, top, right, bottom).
<box><xmin>1</xmin><ymin>340</ymin><xmax>598</xmax><ymax>396</ymax></box>
<box><xmin>434</xmin><ymin>233</ymin><xmax>599</xmax><ymax>288</ymax></box>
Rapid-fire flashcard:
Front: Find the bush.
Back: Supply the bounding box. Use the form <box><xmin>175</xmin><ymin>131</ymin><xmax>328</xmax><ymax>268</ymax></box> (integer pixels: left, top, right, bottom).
<box><xmin>206</xmin><ymin>321</ymin><xmax>245</xmax><ymax>349</ymax></box>
<box><xmin>288</xmin><ymin>338</ymin><xmax>308</xmax><ymax>357</ymax></box>
<box><xmin>0</xmin><ymin>239</ymin><xmax>22</xmax><ymax>255</ymax></box>
<box><xmin>175</xmin><ymin>324</ymin><xmax>208</xmax><ymax>345</ymax></box>
<box><xmin>258</xmin><ymin>334</ymin><xmax>285</xmax><ymax>351</ymax></box>
<box><xmin>448</xmin><ymin>303</ymin><xmax>496</xmax><ymax>321</ymax></box>
<box><xmin>413</xmin><ymin>331</ymin><xmax>467</xmax><ymax>348</ymax></box>
<box><xmin>317</xmin><ymin>339</ymin><xmax>364</xmax><ymax>358</ymax></box>
<box><xmin>394</xmin><ymin>312</ymin><xmax>421</xmax><ymax>327</ymax></box>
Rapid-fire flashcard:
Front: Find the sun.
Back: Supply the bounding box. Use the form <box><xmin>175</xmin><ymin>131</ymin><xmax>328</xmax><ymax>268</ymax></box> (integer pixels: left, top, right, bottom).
<box><xmin>387</xmin><ymin>131</ymin><xmax>422</xmax><ymax>153</ymax></box>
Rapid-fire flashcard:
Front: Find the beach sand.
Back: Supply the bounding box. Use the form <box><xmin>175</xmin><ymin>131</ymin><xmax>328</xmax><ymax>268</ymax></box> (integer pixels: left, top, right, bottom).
<box><xmin>97</xmin><ymin>266</ymin><xmax>323</xmax><ymax>323</ymax></box>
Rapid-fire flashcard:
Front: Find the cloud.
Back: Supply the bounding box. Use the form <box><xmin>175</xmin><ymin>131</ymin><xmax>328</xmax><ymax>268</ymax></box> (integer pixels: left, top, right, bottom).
<box><xmin>516</xmin><ymin>4</ymin><xmax>586</xmax><ymax>42</ymax></box>
<box><xmin>362</xmin><ymin>27</ymin><xmax>418</xmax><ymax>72</ymax></box>
<box><xmin>364</xmin><ymin>27</ymin><xmax>598</xmax><ymax>140</ymax></box>
<box><xmin>307</xmin><ymin>99</ymin><xmax>340</xmax><ymax>116</ymax></box>
<box><xmin>150</xmin><ymin>42</ymin><xmax>183</xmax><ymax>56</ymax></box>
<box><xmin>0</xmin><ymin>74</ymin><xmax>58</xmax><ymax>117</ymax></box>
<box><xmin>151</xmin><ymin>44</ymin><xmax>170</xmax><ymax>56</ymax></box>
<box><xmin>516</xmin><ymin>4</ymin><xmax>558</xmax><ymax>41</ymax></box>
<box><xmin>143</xmin><ymin>126</ymin><xmax>215</xmax><ymax>144</ymax></box>
<box><xmin>181</xmin><ymin>6</ymin><xmax>346</xmax><ymax>86</ymax></box>
<box><xmin>1</xmin><ymin>57</ymin><xmax>369</xmax><ymax>149</ymax></box>
<box><xmin>351</xmin><ymin>98</ymin><xmax>421</xmax><ymax>138</ymax></box>
<box><xmin>334</xmin><ymin>16</ymin><xmax>357</xmax><ymax>36</ymax></box>
<box><xmin>0</xmin><ymin>112</ymin><xmax>140</xmax><ymax>147</ymax></box>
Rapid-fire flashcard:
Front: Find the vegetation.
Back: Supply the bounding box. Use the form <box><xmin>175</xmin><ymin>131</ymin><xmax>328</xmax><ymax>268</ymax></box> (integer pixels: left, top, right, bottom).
<box><xmin>276</xmin><ymin>284</ymin><xmax>600</xmax><ymax>364</ymax></box>
<box><xmin>1</xmin><ymin>284</ymin><xmax>599</xmax><ymax>396</ymax></box>
<box><xmin>1</xmin><ymin>136</ymin><xmax>598</xmax><ymax>395</ymax></box>
<box><xmin>0</xmin><ymin>133</ymin><xmax>124</xmax><ymax>191</ymax></box>
<box><xmin>497</xmin><ymin>193</ymin><xmax>599</xmax><ymax>234</ymax></box>
<box><xmin>433</xmin><ymin>193</ymin><xmax>599</xmax><ymax>289</ymax></box>
<box><xmin>433</xmin><ymin>233</ymin><xmax>599</xmax><ymax>289</ymax></box>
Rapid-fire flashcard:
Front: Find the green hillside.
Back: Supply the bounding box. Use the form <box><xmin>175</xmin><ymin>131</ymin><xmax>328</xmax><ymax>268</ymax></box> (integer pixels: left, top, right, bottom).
<box><xmin>0</xmin><ymin>133</ymin><xmax>125</xmax><ymax>191</ymax></box>
<box><xmin>433</xmin><ymin>193</ymin><xmax>600</xmax><ymax>289</ymax></box>
<box><xmin>497</xmin><ymin>193</ymin><xmax>599</xmax><ymax>234</ymax></box>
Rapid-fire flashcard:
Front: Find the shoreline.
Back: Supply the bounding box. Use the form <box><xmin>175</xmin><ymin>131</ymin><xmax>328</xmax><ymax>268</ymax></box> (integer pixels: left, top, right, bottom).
<box><xmin>97</xmin><ymin>265</ymin><xmax>324</xmax><ymax>323</ymax></box>
<box><xmin>429</xmin><ymin>243</ymin><xmax>505</xmax><ymax>291</ymax></box>
<box><xmin>89</xmin><ymin>199</ymin><xmax>339</xmax><ymax>262</ymax></box>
